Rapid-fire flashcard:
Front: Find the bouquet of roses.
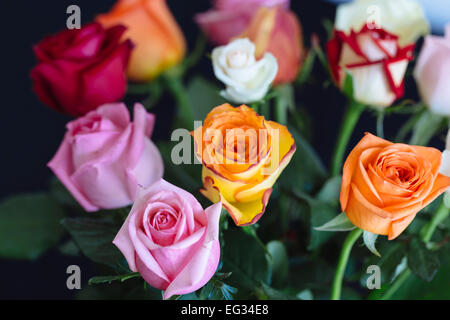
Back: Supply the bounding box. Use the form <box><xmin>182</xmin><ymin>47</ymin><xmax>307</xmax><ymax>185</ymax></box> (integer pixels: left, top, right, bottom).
<box><xmin>2</xmin><ymin>0</ymin><xmax>449</xmax><ymax>300</ymax></box>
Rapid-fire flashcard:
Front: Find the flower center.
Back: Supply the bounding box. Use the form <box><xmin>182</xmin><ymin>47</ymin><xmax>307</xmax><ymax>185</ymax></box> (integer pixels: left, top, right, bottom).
<box><xmin>226</xmin><ymin>49</ymin><xmax>249</xmax><ymax>68</ymax></box>
<box><xmin>151</xmin><ymin>210</ymin><xmax>177</xmax><ymax>231</ymax></box>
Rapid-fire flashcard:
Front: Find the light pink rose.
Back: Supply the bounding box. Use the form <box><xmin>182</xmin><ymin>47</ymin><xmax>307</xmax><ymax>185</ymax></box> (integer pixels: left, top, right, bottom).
<box><xmin>195</xmin><ymin>0</ymin><xmax>289</xmax><ymax>45</ymax></box>
<box><xmin>113</xmin><ymin>179</ymin><xmax>222</xmax><ymax>299</ymax></box>
<box><xmin>414</xmin><ymin>24</ymin><xmax>450</xmax><ymax>116</ymax></box>
<box><xmin>48</xmin><ymin>103</ymin><xmax>163</xmax><ymax>211</ymax></box>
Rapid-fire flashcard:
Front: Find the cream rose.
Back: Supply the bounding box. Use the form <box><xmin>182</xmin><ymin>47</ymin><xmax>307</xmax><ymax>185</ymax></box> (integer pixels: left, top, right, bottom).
<box><xmin>212</xmin><ymin>38</ymin><xmax>278</xmax><ymax>104</ymax></box>
<box><xmin>335</xmin><ymin>0</ymin><xmax>430</xmax><ymax>46</ymax></box>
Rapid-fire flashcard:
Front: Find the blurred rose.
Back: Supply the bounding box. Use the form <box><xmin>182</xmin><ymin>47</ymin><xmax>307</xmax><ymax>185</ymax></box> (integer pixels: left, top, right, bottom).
<box><xmin>327</xmin><ymin>25</ymin><xmax>414</xmax><ymax>107</ymax></box>
<box><xmin>440</xmin><ymin>129</ymin><xmax>450</xmax><ymax>205</ymax></box>
<box><xmin>239</xmin><ymin>6</ymin><xmax>303</xmax><ymax>84</ymax></box>
<box><xmin>414</xmin><ymin>24</ymin><xmax>450</xmax><ymax>116</ymax></box>
<box><xmin>341</xmin><ymin>133</ymin><xmax>450</xmax><ymax>240</ymax></box>
<box><xmin>195</xmin><ymin>0</ymin><xmax>289</xmax><ymax>45</ymax></box>
<box><xmin>48</xmin><ymin>103</ymin><xmax>163</xmax><ymax>211</ymax></box>
<box><xmin>31</xmin><ymin>23</ymin><xmax>133</xmax><ymax>117</ymax></box>
<box><xmin>212</xmin><ymin>38</ymin><xmax>278</xmax><ymax>103</ymax></box>
<box><xmin>97</xmin><ymin>0</ymin><xmax>186</xmax><ymax>82</ymax></box>
<box><xmin>335</xmin><ymin>0</ymin><xmax>430</xmax><ymax>46</ymax></box>
<box><xmin>192</xmin><ymin>104</ymin><xmax>296</xmax><ymax>226</ymax></box>
<box><xmin>114</xmin><ymin>179</ymin><xmax>222</xmax><ymax>299</ymax></box>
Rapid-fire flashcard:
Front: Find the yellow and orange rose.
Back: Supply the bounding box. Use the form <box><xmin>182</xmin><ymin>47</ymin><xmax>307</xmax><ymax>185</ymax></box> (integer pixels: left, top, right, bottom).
<box><xmin>96</xmin><ymin>0</ymin><xmax>186</xmax><ymax>82</ymax></box>
<box><xmin>192</xmin><ymin>104</ymin><xmax>296</xmax><ymax>226</ymax></box>
<box><xmin>341</xmin><ymin>133</ymin><xmax>450</xmax><ymax>240</ymax></box>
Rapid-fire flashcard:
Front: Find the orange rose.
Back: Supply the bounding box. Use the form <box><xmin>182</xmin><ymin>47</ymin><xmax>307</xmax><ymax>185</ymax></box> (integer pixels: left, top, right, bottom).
<box><xmin>340</xmin><ymin>133</ymin><xmax>450</xmax><ymax>240</ymax></box>
<box><xmin>238</xmin><ymin>6</ymin><xmax>303</xmax><ymax>85</ymax></box>
<box><xmin>192</xmin><ymin>104</ymin><xmax>296</xmax><ymax>226</ymax></box>
<box><xmin>96</xmin><ymin>0</ymin><xmax>186</xmax><ymax>82</ymax></box>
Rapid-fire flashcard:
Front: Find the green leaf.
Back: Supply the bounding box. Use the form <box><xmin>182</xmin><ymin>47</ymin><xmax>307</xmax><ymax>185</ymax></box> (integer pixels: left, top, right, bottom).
<box><xmin>363</xmin><ymin>231</ymin><xmax>381</xmax><ymax>257</ymax></box>
<box><xmin>314</xmin><ymin>212</ymin><xmax>356</xmax><ymax>232</ymax></box>
<box><xmin>267</xmin><ymin>241</ymin><xmax>289</xmax><ymax>287</ymax></box>
<box><xmin>362</xmin><ymin>241</ymin><xmax>406</xmax><ymax>286</ymax></box>
<box><xmin>316</xmin><ymin>175</ymin><xmax>342</xmax><ymax>204</ymax></box>
<box><xmin>409</xmin><ymin>110</ymin><xmax>446</xmax><ymax>146</ymax></box>
<box><xmin>221</xmin><ymin>228</ymin><xmax>270</xmax><ymax>294</ymax></box>
<box><xmin>88</xmin><ymin>272</ymin><xmax>140</xmax><ymax>285</ymax></box>
<box><xmin>0</xmin><ymin>193</ymin><xmax>66</xmax><ymax>259</ymax></box>
<box><xmin>408</xmin><ymin>238</ymin><xmax>440</xmax><ymax>282</ymax></box>
<box><xmin>382</xmin><ymin>243</ymin><xmax>450</xmax><ymax>299</ymax></box>
<box><xmin>296</xmin><ymin>289</ymin><xmax>314</xmax><ymax>300</ymax></box>
<box><xmin>61</xmin><ymin>217</ymin><xmax>127</xmax><ymax>272</ymax></box>
<box><xmin>258</xmin><ymin>283</ymin><xmax>299</xmax><ymax>300</ymax></box>
<box><xmin>186</xmin><ymin>76</ymin><xmax>226</xmax><ymax>122</ymax></box>
<box><xmin>199</xmin><ymin>279</ymin><xmax>237</xmax><ymax>300</ymax></box>
<box><xmin>279</xmin><ymin>127</ymin><xmax>327</xmax><ymax>194</ymax></box>
<box><xmin>50</xmin><ymin>176</ymin><xmax>80</xmax><ymax>208</ymax></box>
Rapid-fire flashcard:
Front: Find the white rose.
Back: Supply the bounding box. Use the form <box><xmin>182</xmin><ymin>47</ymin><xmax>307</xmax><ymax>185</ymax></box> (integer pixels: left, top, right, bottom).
<box><xmin>212</xmin><ymin>38</ymin><xmax>278</xmax><ymax>104</ymax></box>
<box><xmin>327</xmin><ymin>26</ymin><xmax>414</xmax><ymax>108</ymax></box>
<box><xmin>335</xmin><ymin>0</ymin><xmax>430</xmax><ymax>46</ymax></box>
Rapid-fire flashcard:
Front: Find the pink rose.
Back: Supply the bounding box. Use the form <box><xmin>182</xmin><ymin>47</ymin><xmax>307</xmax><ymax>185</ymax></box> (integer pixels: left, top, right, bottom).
<box><xmin>113</xmin><ymin>179</ymin><xmax>222</xmax><ymax>299</ymax></box>
<box><xmin>48</xmin><ymin>103</ymin><xmax>163</xmax><ymax>211</ymax></box>
<box><xmin>195</xmin><ymin>0</ymin><xmax>289</xmax><ymax>45</ymax></box>
<box><xmin>414</xmin><ymin>24</ymin><xmax>450</xmax><ymax>116</ymax></box>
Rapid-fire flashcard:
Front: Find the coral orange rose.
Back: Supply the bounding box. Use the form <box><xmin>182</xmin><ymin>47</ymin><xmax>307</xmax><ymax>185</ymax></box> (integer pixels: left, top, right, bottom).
<box><xmin>96</xmin><ymin>0</ymin><xmax>186</xmax><ymax>82</ymax></box>
<box><xmin>238</xmin><ymin>6</ymin><xmax>303</xmax><ymax>85</ymax></box>
<box><xmin>340</xmin><ymin>133</ymin><xmax>450</xmax><ymax>240</ymax></box>
<box><xmin>192</xmin><ymin>104</ymin><xmax>296</xmax><ymax>226</ymax></box>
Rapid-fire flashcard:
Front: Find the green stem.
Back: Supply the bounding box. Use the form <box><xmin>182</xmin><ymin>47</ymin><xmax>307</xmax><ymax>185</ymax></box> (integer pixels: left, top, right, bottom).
<box><xmin>376</xmin><ymin>200</ymin><xmax>449</xmax><ymax>300</ymax></box>
<box><xmin>274</xmin><ymin>94</ymin><xmax>287</xmax><ymax>125</ymax></box>
<box><xmin>331</xmin><ymin>228</ymin><xmax>363</xmax><ymax>300</ymax></box>
<box><xmin>163</xmin><ymin>73</ymin><xmax>194</xmax><ymax>130</ymax></box>
<box><xmin>378</xmin><ymin>269</ymin><xmax>412</xmax><ymax>300</ymax></box>
<box><xmin>376</xmin><ymin>109</ymin><xmax>385</xmax><ymax>139</ymax></box>
<box><xmin>330</xmin><ymin>100</ymin><xmax>365</xmax><ymax>176</ymax></box>
<box><xmin>421</xmin><ymin>201</ymin><xmax>449</xmax><ymax>243</ymax></box>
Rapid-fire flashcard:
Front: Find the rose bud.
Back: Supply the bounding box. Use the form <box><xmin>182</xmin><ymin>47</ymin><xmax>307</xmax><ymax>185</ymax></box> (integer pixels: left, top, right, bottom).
<box><xmin>195</xmin><ymin>0</ymin><xmax>289</xmax><ymax>46</ymax></box>
<box><xmin>212</xmin><ymin>38</ymin><xmax>278</xmax><ymax>103</ymax></box>
<box><xmin>113</xmin><ymin>179</ymin><xmax>222</xmax><ymax>299</ymax></box>
<box><xmin>340</xmin><ymin>133</ymin><xmax>450</xmax><ymax>240</ymax></box>
<box><xmin>335</xmin><ymin>0</ymin><xmax>430</xmax><ymax>46</ymax></box>
<box><xmin>414</xmin><ymin>24</ymin><xmax>450</xmax><ymax>116</ymax></box>
<box><xmin>327</xmin><ymin>25</ymin><xmax>415</xmax><ymax>108</ymax></box>
<box><xmin>97</xmin><ymin>0</ymin><xmax>186</xmax><ymax>82</ymax></box>
<box><xmin>192</xmin><ymin>104</ymin><xmax>296</xmax><ymax>226</ymax></box>
<box><xmin>238</xmin><ymin>5</ymin><xmax>303</xmax><ymax>85</ymax></box>
<box><xmin>31</xmin><ymin>23</ymin><xmax>133</xmax><ymax>117</ymax></box>
<box><xmin>48</xmin><ymin>103</ymin><xmax>163</xmax><ymax>212</ymax></box>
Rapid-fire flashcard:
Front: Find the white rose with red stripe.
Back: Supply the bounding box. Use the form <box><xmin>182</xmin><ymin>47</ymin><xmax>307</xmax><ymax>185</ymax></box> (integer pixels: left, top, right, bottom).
<box><xmin>327</xmin><ymin>25</ymin><xmax>415</xmax><ymax>108</ymax></box>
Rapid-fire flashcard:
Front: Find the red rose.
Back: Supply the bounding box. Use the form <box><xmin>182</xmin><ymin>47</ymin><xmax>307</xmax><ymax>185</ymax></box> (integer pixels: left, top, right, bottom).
<box><xmin>31</xmin><ymin>23</ymin><xmax>133</xmax><ymax>117</ymax></box>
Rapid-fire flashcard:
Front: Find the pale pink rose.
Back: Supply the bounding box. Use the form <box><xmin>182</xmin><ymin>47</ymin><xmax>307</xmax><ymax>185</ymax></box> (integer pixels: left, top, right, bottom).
<box><xmin>113</xmin><ymin>179</ymin><xmax>222</xmax><ymax>299</ymax></box>
<box><xmin>48</xmin><ymin>103</ymin><xmax>163</xmax><ymax>211</ymax></box>
<box><xmin>195</xmin><ymin>0</ymin><xmax>289</xmax><ymax>45</ymax></box>
<box><xmin>414</xmin><ymin>24</ymin><xmax>450</xmax><ymax>116</ymax></box>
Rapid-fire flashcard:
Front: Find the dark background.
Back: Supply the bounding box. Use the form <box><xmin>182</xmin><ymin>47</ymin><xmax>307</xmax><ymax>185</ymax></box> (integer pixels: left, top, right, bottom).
<box><xmin>0</xmin><ymin>0</ymin><xmax>439</xmax><ymax>299</ymax></box>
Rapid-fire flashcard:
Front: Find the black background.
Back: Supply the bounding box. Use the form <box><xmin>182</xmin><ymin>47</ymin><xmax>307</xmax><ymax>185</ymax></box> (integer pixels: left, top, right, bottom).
<box><xmin>0</xmin><ymin>0</ymin><xmax>440</xmax><ymax>299</ymax></box>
